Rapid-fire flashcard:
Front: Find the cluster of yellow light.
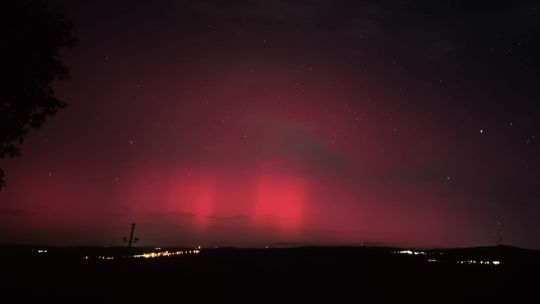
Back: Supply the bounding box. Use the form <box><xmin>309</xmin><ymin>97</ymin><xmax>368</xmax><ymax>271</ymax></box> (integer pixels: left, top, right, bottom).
<box><xmin>132</xmin><ymin>249</ymin><xmax>200</xmax><ymax>259</ymax></box>
<box><xmin>394</xmin><ymin>250</ymin><xmax>427</xmax><ymax>255</ymax></box>
<box><xmin>98</xmin><ymin>256</ymin><xmax>114</xmax><ymax>260</ymax></box>
<box><xmin>457</xmin><ymin>260</ymin><xmax>501</xmax><ymax>265</ymax></box>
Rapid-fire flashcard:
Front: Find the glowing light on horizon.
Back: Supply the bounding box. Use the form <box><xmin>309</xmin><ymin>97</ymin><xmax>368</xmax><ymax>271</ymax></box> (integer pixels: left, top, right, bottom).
<box><xmin>255</xmin><ymin>170</ymin><xmax>307</xmax><ymax>230</ymax></box>
<box><xmin>457</xmin><ymin>260</ymin><xmax>501</xmax><ymax>265</ymax></box>
<box><xmin>93</xmin><ymin>256</ymin><xmax>115</xmax><ymax>260</ymax></box>
<box><xmin>167</xmin><ymin>173</ymin><xmax>215</xmax><ymax>229</ymax></box>
<box><xmin>132</xmin><ymin>249</ymin><xmax>201</xmax><ymax>259</ymax></box>
<box><xmin>394</xmin><ymin>250</ymin><xmax>427</xmax><ymax>255</ymax></box>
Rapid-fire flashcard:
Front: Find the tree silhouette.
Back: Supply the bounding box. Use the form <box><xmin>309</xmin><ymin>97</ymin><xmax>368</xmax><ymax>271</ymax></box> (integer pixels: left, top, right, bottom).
<box><xmin>0</xmin><ymin>0</ymin><xmax>75</xmax><ymax>189</ymax></box>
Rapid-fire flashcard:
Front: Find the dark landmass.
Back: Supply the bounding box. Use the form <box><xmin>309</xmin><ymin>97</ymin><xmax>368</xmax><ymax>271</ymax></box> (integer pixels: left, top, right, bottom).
<box><xmin>1</xmin><ymin>245</ymin><xmax>538</xmax><ymax>303</ymax></box>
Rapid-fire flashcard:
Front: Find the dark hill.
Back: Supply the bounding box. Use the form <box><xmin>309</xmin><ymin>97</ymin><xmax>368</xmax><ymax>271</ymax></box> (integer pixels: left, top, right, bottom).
<box><xmin>1</xmin><ymin>245</ymin><xmax>538</xmax><ymax>303</ymax></box>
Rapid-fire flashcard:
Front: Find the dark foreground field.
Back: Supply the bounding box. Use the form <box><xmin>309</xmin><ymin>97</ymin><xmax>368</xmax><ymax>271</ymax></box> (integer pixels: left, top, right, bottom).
<box><xmin>1</xmin><ymin>245</ymin><xmax>539</xmax><ymax>303</ymax></box>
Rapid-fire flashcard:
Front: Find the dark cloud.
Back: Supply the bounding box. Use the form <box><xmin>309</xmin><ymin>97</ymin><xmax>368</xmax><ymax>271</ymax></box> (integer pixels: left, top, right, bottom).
<box><xmin>0</xmin><ymin>208</ymin><xmax>37</xmax><ymax>217</ymax></box>
<box><xmin>182</xmin><ymin>0</ymin><xmax>332</xmax><ymax>22</ymax></box>
<box><xmin>252</xmin><ymin>116</ymin><xmax>355</xmax><ymax>176</ymax></box>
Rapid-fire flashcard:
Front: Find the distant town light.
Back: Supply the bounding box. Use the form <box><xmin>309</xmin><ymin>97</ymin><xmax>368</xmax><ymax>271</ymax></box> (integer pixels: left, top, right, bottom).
<box><xmin>457</xmin><ymin>260</ymin><xmax>501</xmax><ymax>266</ymax></box>
<box><xmin>132</xmin><ymin>249</ymin><xmax>201</xmax><ymax>259</ymax></box>
<box><xmin>393</xmin><ymin>250</ymin><xmax>426</xmax><ymax>255</ymax></box>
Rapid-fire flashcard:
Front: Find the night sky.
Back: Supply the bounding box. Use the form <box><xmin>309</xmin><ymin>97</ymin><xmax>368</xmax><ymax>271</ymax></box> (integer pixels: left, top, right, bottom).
<box><xmin>1</xmin><ymin>0</ymin><xmax>539</xmax><ymax>248</ymax></box>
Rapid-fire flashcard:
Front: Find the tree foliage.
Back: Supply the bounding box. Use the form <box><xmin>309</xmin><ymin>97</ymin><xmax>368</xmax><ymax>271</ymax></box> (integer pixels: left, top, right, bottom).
<box><xmin>0</xmin><ymin>0</ymin><xmax>75</xmax><ymax>189</ymax></box>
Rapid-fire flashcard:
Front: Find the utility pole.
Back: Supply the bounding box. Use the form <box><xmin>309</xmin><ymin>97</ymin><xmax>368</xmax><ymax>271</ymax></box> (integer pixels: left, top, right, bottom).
<box><xmin>123</xmin><ymin>223</ymin><xmax>139</xmax><ymax>248</ymax></box>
